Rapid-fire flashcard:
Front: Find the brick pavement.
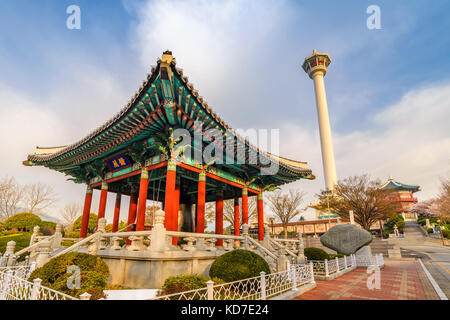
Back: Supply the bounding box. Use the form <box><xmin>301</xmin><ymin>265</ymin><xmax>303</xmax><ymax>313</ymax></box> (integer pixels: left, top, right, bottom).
<box><xmin>296</xmin><ymin>260</ymin><xmax>440</xmax><ymax>300</ymax></box>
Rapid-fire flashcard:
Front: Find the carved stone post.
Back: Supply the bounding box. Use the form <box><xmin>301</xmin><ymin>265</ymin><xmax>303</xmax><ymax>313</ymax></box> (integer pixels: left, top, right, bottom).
<box><xmin>277</xmin><ymin>247</ymin><xmax>289</xmax><ymax>272</ymax></box>
<box><xmin>51</xmin><ymin>224</ymin><xmax>63</xmax><ymax>250</ymax></box>
<box><xmin>263</xmin><ymin>226</ymin><xmax>272</xmax><ymax>250</ymax></box>
<box><xmin>148</xmin><ymin>209</ymin><xmax>167</xmax><ymax>253</ymax></box>
<box><xmin>97</xmin><ymin>218</ymin><xmax>107</xmax><ymax>250</ymax></box>
<box><xmin>242</xmin><ymin>224</ymin><xmax>249</xmax><ymax>250</ymax></box>
<box><xmin>5</xmin><ymin>241</ymin><xmax>16</xmax><ymax>266</ymax></box>
<box><xmin>30</xmin><ymin>226</ymin><xmax>40</xmax><ymax>246</ymax></box>
<box><xmin>296</xmin><ymin>231</ymin><xmax>305</xmax><ymax>264</ymax></box>
<box><xmin>36</xmin><ymin>241</ymin><xmax>51</xmax><ymax>268</ymax></box>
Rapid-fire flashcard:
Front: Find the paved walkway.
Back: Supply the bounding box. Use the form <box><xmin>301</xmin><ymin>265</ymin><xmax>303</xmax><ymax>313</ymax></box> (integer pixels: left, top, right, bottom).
<box><xmin>296</xmin><ymin>260</ymin><xmax>440</xmax><ymax>300</ymax></box>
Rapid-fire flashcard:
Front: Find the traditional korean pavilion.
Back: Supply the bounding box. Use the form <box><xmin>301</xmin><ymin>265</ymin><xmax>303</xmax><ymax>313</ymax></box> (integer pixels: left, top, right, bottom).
<box><xmin>23</xmin><ymin>51</ymin><xmax>315</xmax><ymax>242</ymax></box>
<box><xmin>381</xmin><ymin>176</ymin><xmax>420</xmax><ymax>220</ymax></box>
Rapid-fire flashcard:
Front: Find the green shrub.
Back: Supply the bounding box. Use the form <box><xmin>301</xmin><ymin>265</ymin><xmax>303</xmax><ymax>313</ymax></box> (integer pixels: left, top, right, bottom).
<box><xmin>3</xmin><ymin>213</ymin><xmax>41</xmax><ymax>232</ymax></box>
<box><xmin>278</xmin><ymin>230</ymin><xmax>298</xmax><ymax>238</ymax></box>
<box><xmin>72</xmin><ymin>213</ymin><xmax>98</xmax><ymax>233</ymax></box>
<box><xmin>39</xmin><ymin>221</ymin><xmax>57</xmax><ymax>235</ymax></box>
<box><xmin>427</xmin><ymin>228</ymin><xmax>434</xmax><ymax>234</ymax></box>
<box><xmin>382</xmin><ymin>230</ymin><xmax>390</xmax><ymax>239</ymax></box>
<box><xmin>0</xmin><ymin>233</ymin><xmax>31</xmax><ymax>260</ymax></box>
<box><xmin>159</xmin><ymin>274</ymin><xmax>225</xmax><ymax>298</ymax></box>
<box><xmin>29</xmin><ymin>252</ymin><xmax>109</xmax><ymax>299</ymax></box>
<box><xmin>328</xmin><ymin>253</ymin><xmax>344</xmax><ymax>259</ymax></box>
<box><xmin>442</xmin><ymin>230</ymin><xmax>449</xmax><ymax>239</ymax></box>
<box><xmin>417</xmin><ymin>218</ymin><xmax>426</xmax><ymax>226</ymax></box>
<box><xmin>304</xmin><ymin>247</ymin><xmax>329</xmax><ymax>261</ymax></box>
<box><xmin>160</xmin><ymin>274</ymin><xmax>208</xmax><ymax>296</ymax></box>
<box><xmin>209</xmin><ymin>250</ymin><xmax>270</xmax><ymax>282</ymax></box>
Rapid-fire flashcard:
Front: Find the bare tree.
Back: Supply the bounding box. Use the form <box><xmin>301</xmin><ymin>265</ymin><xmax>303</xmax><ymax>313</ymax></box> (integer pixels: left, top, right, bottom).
<box><xmin>311</xmin><ymin>175</ymin><xmax>396</xmax><ymax>231</ymax></box>
<box><xmin>61</xmin><ymin>202</ymin><xmax>82</xmax><ymax>226</ymax></box>
<box><xmin>0</xmin><ymin>176</ymin><xmax>24</xmax><ymax>221</ymax></box>
<box><xmin>23</xmin><ymin>182</ymin><xmax>58</xmax><ymax>213</ymax></box>
<box><xmin>223</xmin><ymin>197</ymin><xmax>258</xmax><ymax>231</ymax></box>
<box><xmin>205</xmin><ymin>197</ymin><xmax>257</xmax><ymax>233</ymax></box>
<box><xmin>267</xmin><ymin>189</ymin><xmax>306</xmax><ymax>239</ymax></box>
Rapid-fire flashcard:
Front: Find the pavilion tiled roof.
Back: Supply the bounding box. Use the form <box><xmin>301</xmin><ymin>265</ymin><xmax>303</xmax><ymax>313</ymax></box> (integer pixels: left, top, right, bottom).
<box><xmin>25</xmin><ymin>52</ymin><xmax>313</xmax><ymax>178</ymax></box>
<box><xmin>380</xmin><ymin>176</ymin><xmax>420</xmax><ymax>193</ymax></box>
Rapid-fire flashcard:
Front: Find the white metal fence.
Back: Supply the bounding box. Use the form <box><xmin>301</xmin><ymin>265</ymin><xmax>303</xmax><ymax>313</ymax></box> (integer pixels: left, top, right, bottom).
<box><xmin>0</xmin><ymin>269</ymin><xmax>78</xmax><ymax>300</ymax></box>
<box><xmin>309</xmin><ymin>253</ymin><xmax>384</xmax><ymax>278</ymax></box>
<box><xmin>309</xmin><ymin>255</ymin><xmax>355</xmax><ymax>277</ymax></box>
<box><xmin>152</xmin><ymin>263</ymin><xmax>315</xmax><ymax>300</ymax></box>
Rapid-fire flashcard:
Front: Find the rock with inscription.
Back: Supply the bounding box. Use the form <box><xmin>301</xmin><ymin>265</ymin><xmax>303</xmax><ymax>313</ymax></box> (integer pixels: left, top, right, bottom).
<box><xmin>320</xmin><ymin>224</ymin><xmax>372</xmax><ymax>255</ymax></box>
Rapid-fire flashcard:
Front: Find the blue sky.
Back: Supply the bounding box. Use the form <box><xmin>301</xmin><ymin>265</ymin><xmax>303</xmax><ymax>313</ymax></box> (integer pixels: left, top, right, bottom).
<box><xmin>1</xmin><ymin>0</ymin><xmax>449</xmax><ymax>222</ymax></box>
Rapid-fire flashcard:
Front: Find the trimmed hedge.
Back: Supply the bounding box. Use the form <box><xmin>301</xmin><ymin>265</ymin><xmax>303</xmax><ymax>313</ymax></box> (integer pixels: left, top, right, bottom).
<box><xmin>304</xmin><ymin>247</ymin><xmax>330</xmax><ymax>261</ymax></box>
<box><xmin>209</xmin><ymin>250</ymin><xmax>270</xmax><ymax>282</ymax></box>
<box><xmin>0</xmin><ymin>233</ymin><xmax>31</xmax><ymax>261</ymax></box>
<box><xmin>72</xmin><ymin>213</ymin><xmax>98</xmax><ymax>233</ymax></box>
<box><xmin>29</xmin><ymin>252</ymin><xmax>109</xmax><ymax>299</ymax></box>
<box><xmin>3</xmin><ymin>213</ymin><xmax>41</xmax><ymax>232</ymax></box>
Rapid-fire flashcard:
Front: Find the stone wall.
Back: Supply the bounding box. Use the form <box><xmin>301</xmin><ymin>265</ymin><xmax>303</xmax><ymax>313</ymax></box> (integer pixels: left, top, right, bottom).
<box><xmin>103</xmin><ymin>255</ymin><xmax>217</xmax><ymax>289</ymax></box>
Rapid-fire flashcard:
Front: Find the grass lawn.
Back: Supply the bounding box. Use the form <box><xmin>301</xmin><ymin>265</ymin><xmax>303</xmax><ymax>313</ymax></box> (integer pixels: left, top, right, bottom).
<box><xmin>0</xmin><ymin>232</ymin><xmax>32</xmax><ymax>257</ymax></box>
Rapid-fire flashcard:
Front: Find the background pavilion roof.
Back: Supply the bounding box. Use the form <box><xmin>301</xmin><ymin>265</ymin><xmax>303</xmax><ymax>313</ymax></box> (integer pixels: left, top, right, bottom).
<box><xmin>24</xmin><ymin>51</ymin><xmax>314</xmax><ymax>187</ymax></box>
<box><xmin>380</xmin><ymin>176</ymin><xmax>420</xmax><ymax>193</ymax></box>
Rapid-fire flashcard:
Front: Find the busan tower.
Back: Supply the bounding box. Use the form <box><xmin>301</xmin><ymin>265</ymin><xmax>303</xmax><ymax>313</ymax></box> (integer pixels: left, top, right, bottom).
<box><xmin>302</xmin><ymin>50</ymin><xmax>337</xmax><ymax>191</ymax></box>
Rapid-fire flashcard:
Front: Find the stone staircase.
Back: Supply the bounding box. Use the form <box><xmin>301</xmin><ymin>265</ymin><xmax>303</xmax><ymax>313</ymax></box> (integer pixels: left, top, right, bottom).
<box><xmin>388</xmin><ymin>221</ymin><xmax>427</xmax><ymax>246</ymax></box>
<box><xmin>369</xmin><ymin>239</ymin><xmax>394</xmax><ymax>257</ymax></box>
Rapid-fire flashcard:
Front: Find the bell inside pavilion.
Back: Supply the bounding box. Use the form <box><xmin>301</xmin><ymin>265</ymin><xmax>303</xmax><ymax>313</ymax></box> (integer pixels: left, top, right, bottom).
<box><xmin>23</xmin><ymin>51</ymin><xmax>315</xmax><ymax>242</ymax></box>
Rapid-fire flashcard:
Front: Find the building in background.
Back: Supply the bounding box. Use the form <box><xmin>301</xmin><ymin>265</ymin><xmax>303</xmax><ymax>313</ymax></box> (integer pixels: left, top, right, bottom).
<box><xmin>380</xmin><ymin>176</ymin><xmax>420</xmax><ymax>221</ymax></box>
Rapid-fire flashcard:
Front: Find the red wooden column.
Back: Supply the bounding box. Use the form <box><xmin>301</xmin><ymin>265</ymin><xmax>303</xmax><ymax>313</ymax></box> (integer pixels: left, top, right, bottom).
<box><xmin>126</xmin><ymin>192</ymin><xmax>138</xmax><ymax>245</ymax></box>
<box><xmin>171</xmin><ymin>181</ymin><xmax>181</xmax><ymax>245</ymax></box>
<box><xmin>112</xmin><ymin>193</ymin><xmax>122</xmax><ymax>232</ymax></box>
<box><xmin>215</xmin><ymin>193</ymin><xmax>224</xmax><ymax>246</ymax></box>
<box><xmin>196</xmin><ymin>170</ymin><xmax>206</xmax><ymax>233</ymax></box>
<box><xmin>80</xmin><ymin>185</ymin><xmax>93</xmax><ymax>238</ymax></box>
<box><xmin>242</xmin><ymin>187</ymin><xmax>249</xmax><ymax>225</ymax></box>
<box><xmin>127</xmin><ymin>193</ymin><xmax>138</xmax><ymax>230</ymax></box>
<box><xmin>97</xmin><ymin>181</ymin><xmax>108</xmax><ymax>229</ymax></box>
<box><xmin>136</xmin><ymin>167</ymin><xmax>149</xmax><ymax>231</ymax></box>
<box><xmin>257</xmin><ymin>192</ymin><xmax>264</xmax><ymax>241</ymax></box>
<box><xmin>234</xmin><ymin>197</ymin><xmax>240</xmax><ymax>237</ymax></box>
<box><xmin>164</xmin><ymin>158</ymin><xmax>177</xmax><ymax>232</ymax></box>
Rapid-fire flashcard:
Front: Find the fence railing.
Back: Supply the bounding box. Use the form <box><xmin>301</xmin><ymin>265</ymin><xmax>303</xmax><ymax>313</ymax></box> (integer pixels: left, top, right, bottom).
<box><xmin>0</xmin><ymin>269</ymin><xmax>78</xmax><ymax>300</ymax></box>
<box><xmin>309</xmin><ymin>255</ymin><xmax>355</xmax><ymax>277</ymax></box>
<box><xmin>152</xmin><ymin>263</ymin><xmax>315</xmax><ymax>300</ymax></box>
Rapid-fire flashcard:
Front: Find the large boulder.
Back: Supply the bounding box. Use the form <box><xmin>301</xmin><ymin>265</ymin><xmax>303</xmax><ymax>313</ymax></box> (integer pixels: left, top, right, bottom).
<box><xmin>320</xmin><ymin>224</ymin><xmax>372</xmax><ymax>255</ymax></box>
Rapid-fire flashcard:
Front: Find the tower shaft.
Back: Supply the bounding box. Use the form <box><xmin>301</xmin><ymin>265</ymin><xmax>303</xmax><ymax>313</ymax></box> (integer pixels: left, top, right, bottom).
<box><xmin>312</xmin><ymin>71</ymin><xmax>337</xmax><ymax>191</ymax></box>
<box><xmin>302</xmin><ymin>50</ymin><xmax>337</xmax><ymax>191</ymax></box>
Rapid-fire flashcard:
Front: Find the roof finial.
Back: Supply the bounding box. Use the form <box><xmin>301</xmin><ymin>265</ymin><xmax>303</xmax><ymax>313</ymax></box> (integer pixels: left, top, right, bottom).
<box><xmin>389</xmin><ymin>174</ymin><xmax>393</xmax><ymax>180</ymax></box>
<box><xmin>161</xmin><ymin>50</ymin><xmax>173</xmax><ymax>64</ymax></box>
<box><xmin>313</xmin><ymin>49</ymin><xmax>317</xmax><ymax>54</ymax></box>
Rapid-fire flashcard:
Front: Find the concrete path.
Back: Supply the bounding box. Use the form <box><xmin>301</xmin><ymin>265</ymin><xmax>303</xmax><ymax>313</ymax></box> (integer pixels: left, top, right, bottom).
<box><xmin>401</xmin><ymin>246</ymin><xmax>450</xmax><ymax>299</ymax></box>
<box><xmin>296</xmin><ymin>260</ymin><xmax>440</xmax><ymax>300</ymax></box>
<box><xmin>384</xmin><ymin>221</ymin><xmax>450</xmax><ymax>298</ymax></box>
